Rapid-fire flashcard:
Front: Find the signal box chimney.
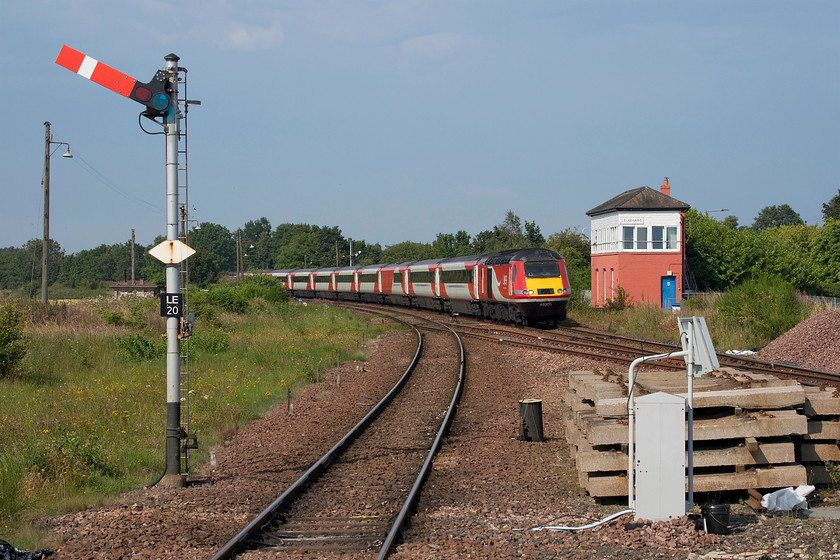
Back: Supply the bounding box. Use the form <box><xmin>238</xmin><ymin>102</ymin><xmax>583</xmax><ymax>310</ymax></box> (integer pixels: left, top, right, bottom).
<box><xmin>660</xmin><ymin>177</ymin><xmax>671</xmax><ymax>197</ymax></box>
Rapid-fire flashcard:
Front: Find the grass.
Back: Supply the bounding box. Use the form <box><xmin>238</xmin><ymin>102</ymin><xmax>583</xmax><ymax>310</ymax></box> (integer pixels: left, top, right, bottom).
<box><xmin>569</xmin><ymin>283</ymin><xmax>826</xmax><ymax>352</ymax></box>
<box><xmin>3</xmin><ymin>275</ymin><xmax>834</xmax><ymax>549</ymax></box>
<box><xmin>0</xmin><ymin>284</ymin><xmax>385</xmax><ymax>550</ymax></box>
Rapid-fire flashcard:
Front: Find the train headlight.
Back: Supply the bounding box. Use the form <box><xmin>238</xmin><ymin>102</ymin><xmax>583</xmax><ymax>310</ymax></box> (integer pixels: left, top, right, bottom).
<box><xmin>528</xmin><ymin>290</ymin><xmax>534</xmax><ymax>295</ymax></box>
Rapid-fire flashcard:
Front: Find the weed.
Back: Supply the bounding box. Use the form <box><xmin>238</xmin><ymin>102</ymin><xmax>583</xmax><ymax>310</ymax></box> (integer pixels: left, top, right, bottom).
<box><xmin>604</xmin><ymin>285</ymin><xmax>634</xmax><ymax>311</ymax></box>
<box><xmin>824</xmin><ymin>461</ymin><xmax>840</xmax><ymax>491</ymax></box>
<box><xmin>190</xmin><ymin>327</ymin><xmax>230</xmax><ymax>354</ymax></box>
<box><xmin>115</xmin><ymin>334</ymin><xmax>163</xmax><ymax>361</ymax></box>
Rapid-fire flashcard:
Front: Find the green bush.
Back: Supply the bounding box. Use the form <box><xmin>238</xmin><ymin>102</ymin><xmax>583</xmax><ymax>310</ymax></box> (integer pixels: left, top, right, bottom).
<box><xmin>190</xmin><ymin>327</ymin><xmax>230</xmax><ymax>354</ymax></box>
<box><xmin>715</xmin><ymin>276</ymin><xmax>804</xmax><ymax>349</ymax></box>
<box><xmin>33</xmin><ymin>425</ymin><xmax>120</xmax><ymax>487</ymax></box>
<box><xmin>188</xmin><ymin>276</ymin><xmax>289</xmax><ymax>319</ymax></box>
<box><xmin>207</xmin><ymin>284</ymin><xmax>249</xmax><ymax>313</ymax></box>
<box><xmin>237</xmin><ymin>274</ymin><xmax>287</xmax><ymax>304</ymax></box>
<box><xmin>100</xmin><ymin>309</ymin><xmax>126</xmax><ymax>326</ymax></box>
<box><xmin>0</xmin><ymin>300</ymin><xmax>29</xmax><ymax>378</ymax></box>
<box><xmin>115</xmin><ymin>333</ymin><xmax>163</xmax><ymax>361</ymax></box>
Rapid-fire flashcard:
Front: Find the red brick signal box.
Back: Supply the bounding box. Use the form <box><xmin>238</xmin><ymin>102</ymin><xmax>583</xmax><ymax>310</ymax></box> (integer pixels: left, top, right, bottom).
<box><xmin>586</xmin><ymin>179</ymin><xmax>690</xmax><ymax>308</ymax></box>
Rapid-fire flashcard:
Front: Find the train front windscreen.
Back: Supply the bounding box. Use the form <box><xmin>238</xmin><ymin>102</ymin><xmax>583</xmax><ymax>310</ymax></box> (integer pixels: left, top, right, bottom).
<box><xmin>523</xmin><ymin>261</ymin><xmax>562</xmax><ymax>278</ymax></box>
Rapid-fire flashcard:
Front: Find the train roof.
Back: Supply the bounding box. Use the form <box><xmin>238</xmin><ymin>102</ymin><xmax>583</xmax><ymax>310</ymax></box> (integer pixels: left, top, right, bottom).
<box><xmin>268</xmin><ymin>248</ymin><xmax>562</xmax><ymax>275</ymax></box>
<box><xmin>479</xmin><ymin>248</ymin><xmax>563</xmax><ymax>266</ymax></box>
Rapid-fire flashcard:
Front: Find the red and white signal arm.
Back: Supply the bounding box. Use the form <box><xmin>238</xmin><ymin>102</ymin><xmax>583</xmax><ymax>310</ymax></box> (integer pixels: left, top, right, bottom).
<box><xmin>55</xmin><ymin>45</ymin><xmax>172</xmax><ymax>115</ymax></box>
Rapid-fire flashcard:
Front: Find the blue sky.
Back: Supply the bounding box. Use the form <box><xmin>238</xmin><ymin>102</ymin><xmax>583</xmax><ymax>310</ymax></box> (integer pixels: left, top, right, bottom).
<box><xmin>2</xmin><ymin>1</ymin><xmax>838</xmax><ymax>253</ymax></box>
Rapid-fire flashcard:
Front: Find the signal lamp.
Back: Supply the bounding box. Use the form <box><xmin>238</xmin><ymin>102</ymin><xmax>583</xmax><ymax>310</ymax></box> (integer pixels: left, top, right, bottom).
<box><xmin>129</xmin><ymin>69</ymin><xmax>171</xmax><ymax>118</ymax></box>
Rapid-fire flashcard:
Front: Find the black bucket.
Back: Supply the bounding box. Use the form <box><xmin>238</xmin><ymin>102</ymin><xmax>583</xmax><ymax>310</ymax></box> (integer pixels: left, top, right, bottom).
<box><xmin>701</xmin><ymin>504</ymin><xmax>731</xmax><ymax>535</ymax></box>
<box><xmin>518</xmin><ymin>399</ymin><xmax>544</xmax><ymax>442</ymax></box>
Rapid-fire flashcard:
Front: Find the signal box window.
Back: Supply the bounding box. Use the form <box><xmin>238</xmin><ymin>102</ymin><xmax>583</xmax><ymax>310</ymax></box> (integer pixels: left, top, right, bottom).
<box><xmin>635</xmin><ymin>227</ymin><xmax>648</xmax><ymax>249</ymax></box>
<box><xmin>623</xmin><ymin>227</ymin><xmax>634</xmax><ymax>250</ymax></box>
<box><xmin>652</xmin><ymin>226</ymin><xmax>664</xmax><ymax>249</ymax></box>
<box><xmin>666</xmin><ymin>227</ymin><xmax>678</xmax><ymax>249</ymax></box>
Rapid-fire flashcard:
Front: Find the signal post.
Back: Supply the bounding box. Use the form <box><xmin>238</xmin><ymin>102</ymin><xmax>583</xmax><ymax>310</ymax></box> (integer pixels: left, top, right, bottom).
<box><xmin>56</xmin><ymin>46</ymin><xmax>198</xmax><ymax>487</ymax></box>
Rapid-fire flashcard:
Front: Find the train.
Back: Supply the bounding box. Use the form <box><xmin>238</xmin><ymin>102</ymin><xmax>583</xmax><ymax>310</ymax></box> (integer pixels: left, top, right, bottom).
<box><xmin>268</xmin><ymin>247</ymin><xmax>571</xmax><ymax>326</ymax></box>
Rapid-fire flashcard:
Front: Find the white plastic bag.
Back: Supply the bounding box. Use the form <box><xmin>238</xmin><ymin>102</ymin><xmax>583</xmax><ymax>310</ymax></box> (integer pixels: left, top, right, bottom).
<box><xmin>760</xmin><ymin>485</ymin><xmax>815</xmax><ymax>512</ymax></box>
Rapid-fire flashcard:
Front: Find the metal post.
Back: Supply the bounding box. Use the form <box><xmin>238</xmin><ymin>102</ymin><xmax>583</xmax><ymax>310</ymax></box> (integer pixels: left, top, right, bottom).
<box><xmin>42</xmin><ymin>122</ymin><xmax>51</xmax><ymax>304</ymax></box>
<box><xmin>686</xmin><ymin>321</ymin><xmax>695</xmax><ymax>512</ymax></box>
<box><xmin>161</xmin><ymin>53</ymin><xmax>185</xmax><ymax>488</ymax></box>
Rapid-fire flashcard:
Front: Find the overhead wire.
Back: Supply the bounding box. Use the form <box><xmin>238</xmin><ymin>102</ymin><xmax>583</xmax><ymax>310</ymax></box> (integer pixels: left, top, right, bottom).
<box><xmin>44</xmin><ymin>125</ymin><xmax>162</xmax><ymax>214</ymax></box>
<box><xmin>69</xmin><ymin>150</ymin><xmax>162</xmax><ymax>213</ymax></box>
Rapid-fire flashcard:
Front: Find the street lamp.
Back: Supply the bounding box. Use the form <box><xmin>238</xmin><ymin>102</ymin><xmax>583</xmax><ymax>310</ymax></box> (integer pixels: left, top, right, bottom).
<box><xmin>42</xmin><ymin>121</ymin><xmax>72</xmax><ymax>304</ymax></box>
<box><xmin>349</xmin><ymin>239</ymin><xmax>362</xmax><ymax>266</ymax></box>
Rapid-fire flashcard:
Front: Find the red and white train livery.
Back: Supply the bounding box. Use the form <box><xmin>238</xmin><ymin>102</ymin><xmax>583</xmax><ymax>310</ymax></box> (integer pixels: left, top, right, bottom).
<box><xmin>269</xmin><ymin>248</ymin><xmax>571</xmax><ymax>325</ymax></box>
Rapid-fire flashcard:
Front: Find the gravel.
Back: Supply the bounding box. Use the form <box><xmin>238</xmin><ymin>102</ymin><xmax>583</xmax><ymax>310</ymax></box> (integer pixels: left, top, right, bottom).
<box><xmin>36</xmin><ymin>315</ymin><xmax>840</xmax><ymax>560</ymax></box>
<box><xmin>759</xmin><ymin>309</ymin><xmax>840</xmax><ymax>373</ymax></box>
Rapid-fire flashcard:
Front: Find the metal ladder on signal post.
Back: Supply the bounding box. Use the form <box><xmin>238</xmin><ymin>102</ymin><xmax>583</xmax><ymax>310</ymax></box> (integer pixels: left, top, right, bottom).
<box><xmin>176</xmin><ymin>66</ymin><xmax>199</xmax><ymax>475</ymax></box>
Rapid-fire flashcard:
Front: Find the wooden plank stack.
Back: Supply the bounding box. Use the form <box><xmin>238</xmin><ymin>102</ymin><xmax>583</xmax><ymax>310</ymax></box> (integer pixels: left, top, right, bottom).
<box><xmin>800</xmin><ymin>385</ymin><xmax>840</xmax><ymax>485</ymax></box>
<box><xmin>562</xmin><ymin>368</ymin><xmax>839</xmax><ymax>498</ymax></box>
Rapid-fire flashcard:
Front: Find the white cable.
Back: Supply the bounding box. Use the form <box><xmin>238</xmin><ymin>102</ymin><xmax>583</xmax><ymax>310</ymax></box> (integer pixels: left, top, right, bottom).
<box><xmin>523</xmin><ymin>509</ymin><xmax>635</xmax><ymax>532</ymax></box>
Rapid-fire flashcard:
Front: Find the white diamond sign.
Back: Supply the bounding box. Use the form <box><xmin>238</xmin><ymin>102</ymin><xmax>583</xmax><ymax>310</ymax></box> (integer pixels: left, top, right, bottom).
<box><xmin>149</xmin><ymin>239</ymin><xmax>196</xmax><ymax>264</ymax></box>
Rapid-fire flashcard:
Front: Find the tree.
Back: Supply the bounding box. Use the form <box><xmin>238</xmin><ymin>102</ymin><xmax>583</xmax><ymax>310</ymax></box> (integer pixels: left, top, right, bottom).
<box><xmin>68</xmin><ymin>241</ymin><xmax>150</xmax><ymax>288</ymax></box>
<box><xmin>141</xmin><ymin>235</ymin><xmax>166</xmax><ymax>285</ymax></box>
<box><xmin>272</xmin><ymin>224</ymin><xmax>348</xmax><ymax>268</ymax></box>
<box><xmin>432</xmin><ymin>231</ymin><xmax>472</xmax><ymax>258</ymax></box>
<box><xmin>811</xmin><ymin>218</ymin><xmax>840</xmax><ymax>284</ymax></box>
<box><xmin>380</xmin><ymin>241</ymin><xmax>434</xmax><ymax>263</ymax></box>
<box><xmin>823</xmin><ymin>189</ymin><xmax>840</xmax><ymax>221</ymax></box>
<box><xmin>524</xmin><ymin>220</ymin><xmax>544</xmax><ymax>246</ymax></box>
<box><xmin>189</xmin><ymin>222</ymin><xmax>235</xmax><ymax>286</ymax></box>
<box><xmin>242</xmin><ymin>217</ymin><xmax>273</xmax><ymax>270</ymax></box>
<box><xmin>685</xmin><ymin>209</ymin><xmax>816</xmax><ymax>293</ymax></box>
<box><xmin>761</xmin><ymin>224</ymin><xmax>819</xmax><ymax>255</ymax></box>
<box><xmin>470</xmin><ymin>211</ymin><xmax>539</xmax><ymax>253</ymax></box>
<box><xmin>546</xmin><ymin>228</ymin><xmax>591</xmax><ymax>270</ymax></box>
<box><xmin>243</xmin><ymin>217</ymin><xmax>272</xmax><ymax>243</ymax></box>
<box><xmin>722</xmin><ymin>215</ymin><xmax>740</xmax><ymax>230</ymax></box>
<box><xmin>751</xmin><ymin>204</ymin><xmax>804</xmax><ymax>232</ymax></box>
<box><xmin>0</xmin><ymin>246</ymin><xmax>32</xmax><ymax>290</ymax></box>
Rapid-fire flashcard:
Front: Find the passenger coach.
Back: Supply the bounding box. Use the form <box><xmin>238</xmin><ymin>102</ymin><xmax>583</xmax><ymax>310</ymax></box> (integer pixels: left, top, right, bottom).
<box><xmin>269</xmin><ymin>248</ymin><xmax>571</xmax><ymax>325</ymax></box>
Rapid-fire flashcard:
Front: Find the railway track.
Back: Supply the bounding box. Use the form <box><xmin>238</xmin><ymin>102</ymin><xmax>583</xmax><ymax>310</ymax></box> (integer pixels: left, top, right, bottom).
<box><xmin>210</xmin><ymin>312</ymin><xmax>465</xmax><ymax>559</ymax></box>
<box><xmin>343</xmin><ymin>303</ymin><xmax>840</xmax><ymax>386</ymax></box>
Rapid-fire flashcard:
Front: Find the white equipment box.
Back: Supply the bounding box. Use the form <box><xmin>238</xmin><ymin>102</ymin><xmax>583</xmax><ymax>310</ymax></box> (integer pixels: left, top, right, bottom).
<box><xmin>635</xmin><ymin>392</ymin><xmax>685</xmax><ymax>521</ymax></box>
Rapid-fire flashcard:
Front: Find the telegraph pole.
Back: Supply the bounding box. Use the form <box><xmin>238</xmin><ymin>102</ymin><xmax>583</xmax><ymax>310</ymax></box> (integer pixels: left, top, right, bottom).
<box><xmin>42</xmin><ymin>122</ymin><xmax>51</xmax><ymax>304</ymax></box>
<box><xmin>42</xmin><ymin>121</ymin><xmax>72</xmax><ymax>304</ymax></box>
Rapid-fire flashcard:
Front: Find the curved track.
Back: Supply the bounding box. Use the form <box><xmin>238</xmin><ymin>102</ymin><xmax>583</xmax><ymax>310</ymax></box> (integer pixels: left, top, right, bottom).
<box><xmin>347</xmin><ymin>303</ymin><xmax>840</xmax><ymax>386</ymax></box>
<box><xmin>210</xmin><ymin>313</ymin><xmax>465</xmax><ymax>559</ymax></box>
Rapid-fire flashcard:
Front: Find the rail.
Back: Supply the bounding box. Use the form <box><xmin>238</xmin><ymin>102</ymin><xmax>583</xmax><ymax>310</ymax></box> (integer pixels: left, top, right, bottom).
<box><xmin>210</xmin><ymin>311</ymin><xmax>465</xmax><ymax>559</ymax></box>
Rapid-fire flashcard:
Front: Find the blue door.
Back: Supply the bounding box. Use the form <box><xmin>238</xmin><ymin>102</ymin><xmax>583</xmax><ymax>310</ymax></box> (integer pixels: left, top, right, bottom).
<box><xmin>661</xmin><ymin>276</ymin><xmax>677</xmax><ymax>309</ymax></box>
